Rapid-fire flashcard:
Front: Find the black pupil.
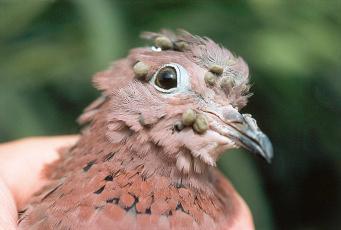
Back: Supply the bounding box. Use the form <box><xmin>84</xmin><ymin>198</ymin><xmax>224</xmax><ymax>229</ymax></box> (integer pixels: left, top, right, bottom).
<box><xmin>155</xmin><ymin>67</ymin><xmax>177</xmax><ymax>90</ymax></box>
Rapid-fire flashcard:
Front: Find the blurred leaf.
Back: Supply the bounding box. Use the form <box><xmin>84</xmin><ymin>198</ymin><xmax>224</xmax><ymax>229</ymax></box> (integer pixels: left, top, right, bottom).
<box><xmin>74</xmin><ymin>0</ymin><xmax>127</xmax><ymax>70</ymax></box>
<box><xmin>252</xmin><ymin>31</ymin><xmax>311</xmax><ymax>76</ymax></box>
<box><xmin>0</xmin><ymin>1</ymin><xmax>50</xmax><ymax>39</ymax></box>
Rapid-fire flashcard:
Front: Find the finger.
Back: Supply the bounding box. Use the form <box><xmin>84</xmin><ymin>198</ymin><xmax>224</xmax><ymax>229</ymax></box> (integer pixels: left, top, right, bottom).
<box><xmin>0</xmin><ymin>179</ymin><xmax>17</xmax><ymax>230</ymax></box>
<box><xmin>0</xmin><ymin>135</ymin><xmax>79</xmax><ymax>209</ymax></box>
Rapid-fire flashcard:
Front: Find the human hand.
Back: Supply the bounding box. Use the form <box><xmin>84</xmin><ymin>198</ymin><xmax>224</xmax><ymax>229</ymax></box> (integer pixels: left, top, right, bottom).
<box><xmin>0</xmin><ymin>136</ymin><xmax>79</xmax><ymax>229</ymax></box>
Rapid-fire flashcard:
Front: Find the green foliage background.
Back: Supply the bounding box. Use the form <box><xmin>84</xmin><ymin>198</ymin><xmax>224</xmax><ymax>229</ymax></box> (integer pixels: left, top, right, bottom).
<box><xmin>0</xmin><ymin>1</ymin><xmax>340</xmax><ymax>229</ymax></box>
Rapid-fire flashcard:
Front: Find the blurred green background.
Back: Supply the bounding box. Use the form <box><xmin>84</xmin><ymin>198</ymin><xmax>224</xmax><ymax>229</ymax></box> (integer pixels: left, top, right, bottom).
<box><xmin>0</xmin><ymin>0</ymin><xmax>340</xmax><ymax>229</ymax></box>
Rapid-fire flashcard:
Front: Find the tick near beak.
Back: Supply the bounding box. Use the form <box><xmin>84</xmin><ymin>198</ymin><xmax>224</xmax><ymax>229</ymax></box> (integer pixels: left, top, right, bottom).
<box><xmin>206</xmin><ymin>106</ymin><xmax>273</xmax><ymax>163</ymax></box>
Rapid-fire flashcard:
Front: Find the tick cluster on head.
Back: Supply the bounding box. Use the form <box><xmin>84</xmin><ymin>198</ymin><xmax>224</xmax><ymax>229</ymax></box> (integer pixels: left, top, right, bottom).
<box><xmin>132</xmin><ymin>34</ymin><xmax>231</xmax><ymax>136</ymax></box>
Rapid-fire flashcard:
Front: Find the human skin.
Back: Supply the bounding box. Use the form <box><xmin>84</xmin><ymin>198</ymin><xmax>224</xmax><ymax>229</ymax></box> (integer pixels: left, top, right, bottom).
<box><xmin>0</xmin><ymin>136</ymin><xmax>253</xmax><ymax>229</ymax></box>
<box><xmin>0</xmin><ymin>136</ymin><xmax>78</xmax><ymax>229</ymax></box>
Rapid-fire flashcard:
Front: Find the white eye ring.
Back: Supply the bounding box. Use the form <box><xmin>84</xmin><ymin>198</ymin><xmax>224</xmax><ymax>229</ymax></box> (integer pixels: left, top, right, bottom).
<box><xmin>151</xmin><ymin>46</ymin><xmax>162</xmax><ymax>52</ymax></box>
<box><xmin>150</xmin><ymin>63</ymin><xmax>190</xmax><ymax>94</ymax></box>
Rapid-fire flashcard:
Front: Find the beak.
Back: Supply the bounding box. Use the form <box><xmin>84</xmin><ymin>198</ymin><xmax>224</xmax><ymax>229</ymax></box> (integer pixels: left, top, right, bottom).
<box><xmin>231</xmin><ymin>113</ymin><xmax>273</xmax><ymax>162</ymax></box>
<box><xmin>207</xmin><ymin>106</ymin><xmax>273</xmax><ymax>163</ymax></box>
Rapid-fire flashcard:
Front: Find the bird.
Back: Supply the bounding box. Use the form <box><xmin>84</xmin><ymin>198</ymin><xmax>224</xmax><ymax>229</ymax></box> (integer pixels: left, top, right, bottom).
<box><xmin>18</xmin><ymin>29</ymin><xmax>273</xmax><ymax>230</ymax></box>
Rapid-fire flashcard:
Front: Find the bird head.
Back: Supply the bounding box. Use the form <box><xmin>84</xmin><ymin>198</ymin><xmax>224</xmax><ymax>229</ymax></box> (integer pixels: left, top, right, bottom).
<box><xmin>90</xmin><ymin>30</ymin><xmax>273</xmax><ymax>176</ymax></box>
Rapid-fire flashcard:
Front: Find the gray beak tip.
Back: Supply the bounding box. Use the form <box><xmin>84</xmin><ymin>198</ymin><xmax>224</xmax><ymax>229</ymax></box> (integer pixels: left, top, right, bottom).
<box><xmin>206</xmin><ymin>108</ymin><xmax>274</xmax><ymax>163</ymax></box>
<box><xmin>259</xmin><ymin>133</ymin><xmax>274</xmax><ymax>163</ymax></box>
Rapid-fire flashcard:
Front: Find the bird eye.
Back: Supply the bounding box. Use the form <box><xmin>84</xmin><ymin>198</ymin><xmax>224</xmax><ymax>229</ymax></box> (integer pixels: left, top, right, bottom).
<box><xmin>154</xmin><ymin>66</ymin><xmax>177</xmax><ymax>90</ymax></box>
<box><xmin>150</xmin><ymin>63</ymin><xmax>190</xmax><ymax>94</ymax></box>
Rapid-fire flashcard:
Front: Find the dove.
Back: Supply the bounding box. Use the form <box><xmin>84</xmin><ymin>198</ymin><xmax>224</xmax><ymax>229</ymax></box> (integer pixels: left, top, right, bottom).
<box><xmin>18</xmin><ymin>29</ymin><xmax>273</xmax><ymax>230</ymax></box>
